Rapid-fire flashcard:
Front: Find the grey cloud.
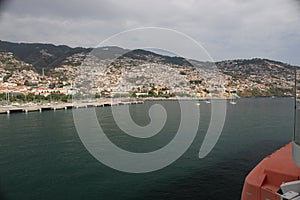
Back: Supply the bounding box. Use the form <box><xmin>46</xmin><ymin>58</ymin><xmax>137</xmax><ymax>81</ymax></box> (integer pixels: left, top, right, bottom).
<box><xmin>0</xmin><ymin>0</ymin><xmax>299</xmax><ymax>65</ymax></box>
<box><xmin>3</xmin><ymin>0</ymin><xmax>120</xmax><ymax>20</ymax></box>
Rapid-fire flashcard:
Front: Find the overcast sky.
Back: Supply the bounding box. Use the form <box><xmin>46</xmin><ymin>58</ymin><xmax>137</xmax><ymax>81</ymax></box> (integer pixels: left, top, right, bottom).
<box><xmin>0</xmin><ymin>0</ymin><xmax>300</xmax><ymax>65</ymax></box>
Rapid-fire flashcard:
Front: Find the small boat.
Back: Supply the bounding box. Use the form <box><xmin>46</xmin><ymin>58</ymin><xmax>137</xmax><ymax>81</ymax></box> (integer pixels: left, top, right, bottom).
<box><xmin>205</xmin><ymin>100</ymin><xmax>211</xmax><ymax>104</ymax></box>
<box><xmin>229</xmin><ymin>100</ymin><xmax>237</xmax><ymax>105</ymax></box>
<box><xmin>229</xmin><ymin>93</ymin><xmax>239</xmax><ymax>105</ymax></box>
<box><xmin>195</xmin><ymin>103</ymin><xmax>201</xmax><ymax>106</ymax></box>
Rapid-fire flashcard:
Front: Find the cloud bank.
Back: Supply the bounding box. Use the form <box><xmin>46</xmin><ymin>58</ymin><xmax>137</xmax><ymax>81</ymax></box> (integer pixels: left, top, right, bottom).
<box><xmin>0</xmin><ymin>0</ymin><xmax>299</xmax><ymax>64</ymax></box>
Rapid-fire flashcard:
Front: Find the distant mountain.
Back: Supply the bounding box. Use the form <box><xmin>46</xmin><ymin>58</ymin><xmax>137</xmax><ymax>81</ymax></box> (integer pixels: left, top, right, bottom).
<box><xmin>1</xmin><ymin>40</ymin><xmax>295</xmax><ymax>73</ymax></box>
<box><xmin>215</xmin><ymin>58</ymin><xmax>294</xmax><ymax>83</ymax></box>
<box><xmin>91</xmin><ymin>46</ymin><xmax>129</xmax><ymax>60</ymax></box>
<box><xmin>215</xmin><ymin>58</ymin><xmax>295</xmax><ymax>96</ymax></box>
<box><xmin>0</xmin><ymin>40</ymin><xmax>196</xmax><ymax>73</ymax></box>
<box><xmin>0</xmin><ymin>40</ymin><xmax>92</xmax><ymax>74</ymax></box>
<box><xmin>0</xmin><ymin>40</ymin><xmax>297</xmax><ymax>79</ymax></box>
<box><xmin>0</xmin><ymin>40</ymin><xmax>297</xmax><ymax>97</ymax></box>
<box><xmin>120</xmin><ymin>49</ymin><xmax>193</xmax><ymax>67</ymax></box>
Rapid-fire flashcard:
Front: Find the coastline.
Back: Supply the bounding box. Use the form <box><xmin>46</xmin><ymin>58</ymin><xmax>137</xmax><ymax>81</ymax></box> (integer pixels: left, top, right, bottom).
<box><xmin>0</xmin><ymin>99</ymin><xmax>144</xmax><ymax>115</ymax></box>
<box><xmin>0</xmin><ymin>97</ymin><xmax>210</xmax><ymax>115</ymax></box>
<box><xmin>0</xmin><ymin>96</ymin><xmax>290</xmax><ymax>115</ymax></box>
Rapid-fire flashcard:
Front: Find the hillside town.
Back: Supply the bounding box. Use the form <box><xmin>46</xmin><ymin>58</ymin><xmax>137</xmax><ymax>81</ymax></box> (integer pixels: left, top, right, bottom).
<box><xmin>216</xmin><ymin>59</ymin><xmax>294</xmax><ymax>97</ymax></box>
<box><xmin>0</xmin><ymin>49</ymin><xmax>296</xmax><ymax>104</ymax></box>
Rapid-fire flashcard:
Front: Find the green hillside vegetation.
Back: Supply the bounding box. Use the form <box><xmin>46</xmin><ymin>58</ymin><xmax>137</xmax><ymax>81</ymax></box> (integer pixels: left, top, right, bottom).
<box><xmin>0</xmin><ymin>40</ymin><xmax>91</xmax><ymax>74</ymax></box>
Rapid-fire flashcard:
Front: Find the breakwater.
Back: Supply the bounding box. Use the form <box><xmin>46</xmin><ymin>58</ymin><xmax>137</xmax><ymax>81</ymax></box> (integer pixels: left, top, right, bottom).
<box><xmin>0</xmin><ymin>99</ymin><xmax>144</xmax><ymax>114</ymax></box>
<box><xmin>0</xmin><ymin>97</ymin><xmax>230</xmax><ymax>115</ymax></box>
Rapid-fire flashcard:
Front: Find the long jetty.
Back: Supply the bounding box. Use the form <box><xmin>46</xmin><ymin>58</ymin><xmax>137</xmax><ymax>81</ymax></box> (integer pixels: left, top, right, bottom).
<box><xmin>0</xmin><ymin>99</ymin><xmax>144</xmax><ymax>115</ymax></box>
<box><xmin>0</xmin><ymin>97</ymin><xmax>229</xmax><ymax>115</ymax></box>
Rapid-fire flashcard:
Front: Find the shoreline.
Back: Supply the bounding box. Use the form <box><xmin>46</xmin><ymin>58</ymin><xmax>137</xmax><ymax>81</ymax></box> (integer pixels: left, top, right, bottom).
<box><xmin>0</xmin><ymin>99</ymin><xmax>144</xmax><ymax>115</ymax></box>
<box><xmin>0</xmin><ymin>96</ymin><xmax>291</xmax><ymax>115</ymax></box>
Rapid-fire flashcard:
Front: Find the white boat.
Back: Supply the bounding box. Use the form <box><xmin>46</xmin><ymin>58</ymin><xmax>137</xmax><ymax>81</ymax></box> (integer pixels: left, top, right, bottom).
<box><xmin>229</xmin><ymin>93</ymin><xmax>239</xmax><ymax>105</ymax></box>
<box><xmin>229</xmin><ymin>100</ymin><xmax>237</xmax><ymax>105</ymax></box>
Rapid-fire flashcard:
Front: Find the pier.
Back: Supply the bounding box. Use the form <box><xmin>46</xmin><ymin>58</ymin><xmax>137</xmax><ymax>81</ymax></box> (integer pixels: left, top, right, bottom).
<box><xmin>0</xmin><ymin>99</ymin><xmax>144</xmax><ymax>115</ymax></box>
<box><xmin>0</xmin><ymin>97</ymin><xmax>230</xmax><ymax>115</ymax></box>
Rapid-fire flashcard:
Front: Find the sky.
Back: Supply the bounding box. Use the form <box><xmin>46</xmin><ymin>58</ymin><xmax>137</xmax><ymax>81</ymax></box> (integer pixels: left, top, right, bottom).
<box><xmin>0</xmin><ymin>0</ymin><xmax>300</xmax><ymax>65</ymax></box>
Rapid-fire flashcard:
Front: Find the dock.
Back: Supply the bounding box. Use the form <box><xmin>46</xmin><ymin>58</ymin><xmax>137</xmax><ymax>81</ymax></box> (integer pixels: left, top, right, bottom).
<box><xmin>0</xmin><ymin>97</ymin><xmax>230</xmax><ymax>115</ymax></box>
<box><xmin>0</xmin><ymin>99</ymin><xmax>144</xmax><ymax>115</ymax></box>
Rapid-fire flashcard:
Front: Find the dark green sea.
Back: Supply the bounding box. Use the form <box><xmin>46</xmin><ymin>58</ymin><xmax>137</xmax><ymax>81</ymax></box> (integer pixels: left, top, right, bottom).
<box><xmin>0</xmin><ymin>98</ymin><xmax>294</xmax><ymax>200</ymax></box>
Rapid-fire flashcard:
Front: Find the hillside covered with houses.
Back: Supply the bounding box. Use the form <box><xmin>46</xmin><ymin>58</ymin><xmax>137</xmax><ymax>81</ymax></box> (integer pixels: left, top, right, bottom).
<box><xmin>0</xmin><ymin>40</ymin><xmax>296</xmax><ymax>103</ymax></box>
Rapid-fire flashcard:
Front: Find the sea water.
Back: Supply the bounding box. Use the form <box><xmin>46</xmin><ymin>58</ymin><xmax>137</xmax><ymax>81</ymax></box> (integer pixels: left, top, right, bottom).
<box><xmin>0</xmin><ymin>98</ymin><xmax>293</xmax><ymax>200</ymax></box>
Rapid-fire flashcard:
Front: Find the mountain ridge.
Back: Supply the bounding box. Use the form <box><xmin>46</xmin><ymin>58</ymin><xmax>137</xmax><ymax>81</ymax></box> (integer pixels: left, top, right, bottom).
<box><xmin>0</xmin><ymin>40</ymin><xmax>297</xmax><ymax>97</ymax></box>
<box><xmin>0</xmin><ymin>40</ymin><xmax>297</xmax><ymax>73</ymax></box>
<box><xmin>0</xmin><ymin>40</ymin><xmax>92</xmax><ymax>74</ymax></box>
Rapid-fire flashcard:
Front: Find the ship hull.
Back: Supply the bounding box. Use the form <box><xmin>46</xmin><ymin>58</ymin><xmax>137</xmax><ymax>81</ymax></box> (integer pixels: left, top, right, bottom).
<box><xmin>241</xmin><ymin>142</ymin><xmax>300</xmax><ymax>200</ymax></box>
